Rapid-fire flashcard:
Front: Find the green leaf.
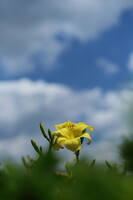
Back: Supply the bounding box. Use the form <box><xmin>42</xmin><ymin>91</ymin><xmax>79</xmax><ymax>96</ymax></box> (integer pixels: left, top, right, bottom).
<box><xmin>40</xmin><ymin>146</ymin><xmax>43</xmax><ymax>154</ymax></box>
<box><xmin>40</xmin><ymin>123</ymin><xmax>50</xmax><ymax>142</ymax></box>
<box><xmin>105</xmin><ymin>161</ymin><xmax>113</xmax><ymax>169</ymax></box>
<box><xmin>22</xmin><ymin>156</ymin><xmax>29</xmax><ymax>169</ymax></box>
<box><xmin>48</xmin><ymin>129</ymin><xmax>52</xmax><ymax>140</ymax></box>
<box><xmin>31</xmin><ymin>139</ymin><xmax>41</xmax><ymax>155</ymax></box>
<box><xmin>90</xmin><ymin>159</ymin><xmax>96</xmax><ymax>168</ymax></box>
<box><xmin>65</xmin><ymin>162</ymin><xmax>72</xmax><ymax>176</ymax></box>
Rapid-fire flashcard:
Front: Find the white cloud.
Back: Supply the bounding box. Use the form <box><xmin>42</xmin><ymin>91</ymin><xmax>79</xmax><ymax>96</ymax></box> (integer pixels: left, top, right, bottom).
<box><xmin>0</xmin><ymin>134</ymin><xmax>49</xmax><ymax>163</ymax></box>
<box><xmin>0</xmin><ymin>0</ymin><xmax>133</xmax><ymax>75</ymax></box>
<box><xmin>127</xmin><ymin>52</ymin><xmax>133</xmax><ymax>71</ymax></box>
<box><xmin>97</xmin><ymin>58</ymin><xmax>119</xmax><ymax>74</ymax></box>
<box><xmin>0</xmin><ymin>78</ymin><xmax>132</xmax><ymax>163</ymax></box>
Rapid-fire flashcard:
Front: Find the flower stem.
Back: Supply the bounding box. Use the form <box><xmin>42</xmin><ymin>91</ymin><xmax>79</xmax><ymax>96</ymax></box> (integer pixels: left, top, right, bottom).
<box><xmin>48</xmin><ymin>144</ymin><xmax>53</xmax><ymax>153</ymax></box>
<box><xmin>75</xmin><ymin>150</ymin><xmax>80</xmax><ymax>164</ymax></box>
<box><xmin>75</xmin><ymin>137</ymin><xmax>84</xmax><ymax>163</ymax></box>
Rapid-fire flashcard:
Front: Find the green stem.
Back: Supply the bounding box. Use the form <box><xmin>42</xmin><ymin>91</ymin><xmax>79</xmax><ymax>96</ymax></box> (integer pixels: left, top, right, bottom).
<box><xmin>75</xmin><ymin>150</ymin><xmax>80</xmax><ymax>164</ymax></box>
<box><xmin>74</xmin><ymin>137</ymin><xmax>84</xmax><ymax>163</ymax></box>
<box><xmin>48</xmin><ymin>144</ymin><xmax>52</xmax><ymax>153</ymax></box>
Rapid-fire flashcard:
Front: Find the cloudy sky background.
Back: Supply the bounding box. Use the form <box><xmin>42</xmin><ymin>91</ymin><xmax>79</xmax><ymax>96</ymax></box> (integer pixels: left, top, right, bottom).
<box><xmin>0</xmin><ymin>0</ymin><xmax>133</xmax><ymax>164</ymax></box>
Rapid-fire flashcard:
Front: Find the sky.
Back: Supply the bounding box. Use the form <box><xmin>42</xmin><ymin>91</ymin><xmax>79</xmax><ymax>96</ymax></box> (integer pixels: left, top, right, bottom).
<box><xmin>0</xmin><ymin>0</ymin><xmax>133</xmax><ymax>164</ymax></box>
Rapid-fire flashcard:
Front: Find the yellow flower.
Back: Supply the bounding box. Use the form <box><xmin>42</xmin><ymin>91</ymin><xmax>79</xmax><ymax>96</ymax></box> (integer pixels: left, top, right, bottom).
<box><xmin>52</xmin><ymin>121</ymin><xmax>94</xmax><ymax>152</ymax></box>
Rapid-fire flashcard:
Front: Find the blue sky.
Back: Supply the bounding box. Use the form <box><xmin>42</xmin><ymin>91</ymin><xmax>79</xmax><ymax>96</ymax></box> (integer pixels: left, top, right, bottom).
<box><xmin>1</xmin><ymin>7</ymin><xmax>133</xmax><ymax>91</ymax></box>
<box><xmin>0</xmin><ymin>0</ymin><xmax>133</xmax><ymax>163</ymax></box>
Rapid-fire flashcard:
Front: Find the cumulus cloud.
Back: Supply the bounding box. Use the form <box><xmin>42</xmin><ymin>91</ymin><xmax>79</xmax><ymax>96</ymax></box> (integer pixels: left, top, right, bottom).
<box><xmin>97</xmin><ymin>58</ymin><xmax>119</xmax><ymax>74</ymax></box>
<box><xmin>0</xmin><ymin>79</ymin><xmax>132</xmax><ymax>162</ymax></box>
<box><xmin>0</xmin><ymin>0</ymin><xmax>133</xmax><ymax>75</ymax></box>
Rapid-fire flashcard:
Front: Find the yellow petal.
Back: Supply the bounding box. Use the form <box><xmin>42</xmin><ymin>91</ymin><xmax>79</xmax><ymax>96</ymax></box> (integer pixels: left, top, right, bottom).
<box><xmin>54</xmin><ymin>143</ymin><xmax>64</xmax><ymax>151</ymax></box>
<box><xmin>78</xmin><ymin>122</ymin><xmax>88</xmax><ymax>127</ymax></box>
<box><xmin>88</xmin><ymin>126</ymin><xmax>94</xmax><ymax>132</ymax></box>
<box><xmin>80</xmin><ymin>132</ymin><xmax>92</xmax><ymax>145</ymax></box>
<box><xmin>53</xmin><ymin>137</ymin><xmax>64</xmax><ymax>150</ymax></box>
<box><xmin>52</xmin><ymin>129</ymin><xmax>68</xmax><ymax>137</ymax></box>
<box><xmin>72</xmin><ymin>123</ymin><xmax>88</xmax><ymax>137</ymax></box>
<box><xmin>56</xmin><ymin>136</ymin><xmax>67</xmax><ymax>146</ymax></box>
<box><xmin>64</xmin><ymin>137</ymin><xmax>82</xmax><ymax>152</ymax></box>
<box><xmin>55</xmin><ymin>121</ymin><xmax>76</xmax><ymax>130</ymax></box>
<box><xmin>52</xmin><ymin>130</ymin><xmax>64</xmax><ymax>137</ymax></box>
<box><xmin>52</xmin><ymin>128</ymin><xmax>74</xmax><ymax>139</ymax></box>
<box><xmin>78</xmin><ymin>122</ymin><xmax>94</xmax><ymax>132</ymax></box>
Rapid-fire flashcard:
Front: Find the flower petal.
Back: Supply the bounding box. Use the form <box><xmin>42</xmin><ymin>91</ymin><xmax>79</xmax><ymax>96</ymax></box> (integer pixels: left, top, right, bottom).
<box><xmin>56</xmin><ymin>136</ymin><xmax>66</xmax><ymax>146</ymax></box>
<box><xmin>78</xmin><ymin>123</ymin><xmax>94</xmax><ymax>132</ymax></box>
<box><xmin>53</xmin><ymin>137</ymin><xmax>65</xmax><ymax>150</ymax></box>
<box><xmin>80</xmin><ymin>132</ymin><xmax>92</xmax><ymax>145</ymax></box>
<box><xmin>64</xmin><ymin>137</ymin><xmax>82</xmax><ymax>152</ymax></box>
<box><xmin>88</xmin><ymin>126</ymin><xmax>94</xmax><ymax>132</ymax></box>
<box><xmin>55</xmin><ymin>121</ymin><xmax>76</xmax><ymax>130</ymax></box>
<box><xmin>52</xmin><ymin>130</ymin><xmax>64</xmax><ymax>137</ymax></box>
<box><xmin>72</xmin><ymin>123</ymin><xmax>89</xmax><ymax>137</ymax></box>
<box><xmin>54</xmin><ymin>143</ymin><xmax>64</xmax><ymax>151</ymax></box>
<box><xmin>52</xmin><ymin>128</ymin><xmax>74</xmax><ymax>139</ymax></box>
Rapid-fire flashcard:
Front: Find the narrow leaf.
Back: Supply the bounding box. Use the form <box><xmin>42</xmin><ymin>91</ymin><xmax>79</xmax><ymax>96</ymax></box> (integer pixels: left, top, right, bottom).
<box><xmin>40</xmin><ymin>146</ymin><xmax>43</xmax><ymax>154</ymax></box>
<box><xmin>65</xmin><ymin>162</ymin><xmax>72</xmax><ymax>175</ymax></box>
<box><xmin>40</xmin><ymin>123</ymin><xmax>50</xmax><ymax>141</ymax></box>
<box><xmin>90</xmin><ymin>159</ymin><xmax>96</xmax><ymax>168</ymax></box>
<box><xmin>48</xmin><ymin>129</ymin><xmax>52</xmax><ymax>140</ymax></box>
<box><xmin>22</xmin><ymin>156</ymin><xmax>29</xmax><ymax>169</ymax></box>
<box><xmin>31</xmin><ymin>139</ymin><xmax>41</xmax><ymax>155</ymax></box>
<box><xmin>105</xmin><ymin>161</ymin><xmax>113</xmax><ymax>169</ymax></box>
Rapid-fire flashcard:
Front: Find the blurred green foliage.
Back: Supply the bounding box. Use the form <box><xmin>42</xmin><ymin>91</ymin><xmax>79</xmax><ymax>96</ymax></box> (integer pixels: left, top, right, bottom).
<box><xmin>119</xmin><ymin>135</ymin><xmax>133</xmax><ymax>172</ymax></box>
<box><xmin>0</xmin><ymin>151</ymin><xmax>133</xmax><ymax>200</ymax></box>
<box><xmin>1</xmin><ymin>122</ymin><xmax>133</xmax><ymax>200</ymax></box>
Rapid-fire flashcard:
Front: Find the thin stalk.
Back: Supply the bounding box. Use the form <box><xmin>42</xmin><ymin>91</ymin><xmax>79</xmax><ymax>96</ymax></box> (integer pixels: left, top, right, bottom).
<box><xmin>75</xmin><ymin>137</ymin><xmax>84</xmax><ymax>164</ymax></box>
<box><xmin>48</xmin><ymin>144</ymin><xmax>52</xmax><ymax>153</ymax></box>
<box><xmin>75</xmin><ymin>150</ymin><xmax>80</xmax><ymax>164</ymax></box>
